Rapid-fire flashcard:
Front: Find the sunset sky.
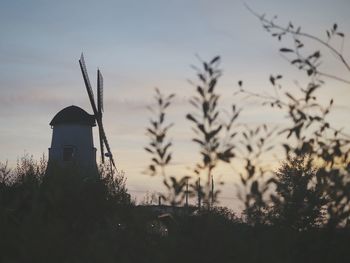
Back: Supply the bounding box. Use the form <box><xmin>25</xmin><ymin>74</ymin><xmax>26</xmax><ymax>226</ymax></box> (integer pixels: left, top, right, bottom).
<box><xmin>1</xmin><ymin>0</ymin><xmax>349</xmax><ymax>208</ymax></box>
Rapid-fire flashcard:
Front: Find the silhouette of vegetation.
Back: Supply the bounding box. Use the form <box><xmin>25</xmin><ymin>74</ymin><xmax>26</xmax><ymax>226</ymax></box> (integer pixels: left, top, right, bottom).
<box><xmin>187</xmin><ymin>56</ymin><xmax>240</xmax><ymax>207</ymax></box>
<box><xmin>142</xmin><ymin>6</ymin><xmax>350</xmax><ymax>235</ymax></box>
<box><xmin>2</xmin><ymin>7</ymin><xmax>350</xmax><ymax>263</ymax></box>
<box><xmin>237</xmin><ymin>8</ymin><xmax>350</xmax><ymax>229</ymax></box>
<box><xmin>268</xmin><ymin>154</ymin><xmax>326</xmax><ymax>229</ymax></box>
<box><xmin>245</xmin><ymin>4</ymin><xmax>350</xmax><ymax>85</ymax></box>
<box><xmin>0</xmin><ymin>155</ymin><xmax>132</xmax><ymax>263</ymax></box>
<box><xmin>144</xmin><ymin>88</ymin><xmax>190</xmax><ymax>205</ymax></box>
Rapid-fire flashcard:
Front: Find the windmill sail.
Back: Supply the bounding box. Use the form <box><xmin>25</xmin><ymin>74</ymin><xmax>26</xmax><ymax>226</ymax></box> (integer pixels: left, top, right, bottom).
<box><xmin>98</xmin><ymin>126</ymin><xmax>105</xmax><ymax>163</ymax></box>
<box><xmin>97</xmin><ymin>69</ymin><xmax>103</xmax><ymax>115</ymax></box>
<box><xmin>101</xmin><ymin>127</ymin><xmax>116</xmax><ymax>167</ymax></box>
<box><xmin>79</xmin><ymin>54</ymin><xmax>116</xmax><ymax>168</ymax></box>
<box><xmin>79</xmin><ymin>54</ymin><xmax>98</xmax><ymax>115</ymax></box>
<box><xmin>97</xmin><ymin>69</ymin><xmax>105</xmax><ymax>164</ymax></box>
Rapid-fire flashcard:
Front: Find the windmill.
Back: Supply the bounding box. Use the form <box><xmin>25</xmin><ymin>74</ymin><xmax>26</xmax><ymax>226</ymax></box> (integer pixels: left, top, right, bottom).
<box><xmin>79</xmin><ymin>54</ymin><xmax>116</xmax><ymax>168</ymax></box>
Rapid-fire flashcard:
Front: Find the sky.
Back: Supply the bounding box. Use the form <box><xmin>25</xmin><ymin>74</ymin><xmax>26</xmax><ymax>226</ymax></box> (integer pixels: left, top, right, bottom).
<box><xmin>1</xmin><ymin>0</ymin><xmax>349</xmax><ymax>209</ymax></box>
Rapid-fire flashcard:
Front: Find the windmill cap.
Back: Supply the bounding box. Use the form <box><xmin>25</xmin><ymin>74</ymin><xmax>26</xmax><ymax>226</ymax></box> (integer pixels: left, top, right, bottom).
<box><xmin>50</xmin><ymin>105</ymin><xmax>96</xmax><ymax>126</ymax></box>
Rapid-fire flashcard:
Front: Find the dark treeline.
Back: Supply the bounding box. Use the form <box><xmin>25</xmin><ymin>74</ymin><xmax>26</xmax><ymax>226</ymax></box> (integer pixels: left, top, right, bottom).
<box><xmin>1</xmin><ymin>156</ymin><xmax>350</xmax><ymax>263</ymax></box>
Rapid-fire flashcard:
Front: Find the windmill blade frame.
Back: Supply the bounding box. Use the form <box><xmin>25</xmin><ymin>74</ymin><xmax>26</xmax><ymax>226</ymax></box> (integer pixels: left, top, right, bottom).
<box><xmin>79</xmin><ymin>54</ymin><xmax>98</xmax><ymax>116</ymax></box>
<box><xmin>97</xmin><ymin>69</ymin><xmax>104</xmax><ymax>116</ymax></box>
<box><xmin>79</xmin><ymin>54</ymin><xmax>116</xmax><ymax>168</ymax></box>
<box><xmin>97</xmin><ymin>69</ymin><xmax>105</xmax><ymax>163</ymax></box>
<box><xmin>101</xmin><ymin>126</ymin><xmax>116</xmax><ymax>167</ymax></box>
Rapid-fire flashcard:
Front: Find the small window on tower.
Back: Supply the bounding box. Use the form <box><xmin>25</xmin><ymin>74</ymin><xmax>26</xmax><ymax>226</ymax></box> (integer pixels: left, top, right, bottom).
<box><xmin>63</xmin><ymin>146</ymin><xmax>74</xmax><ymax>162</ymax></box>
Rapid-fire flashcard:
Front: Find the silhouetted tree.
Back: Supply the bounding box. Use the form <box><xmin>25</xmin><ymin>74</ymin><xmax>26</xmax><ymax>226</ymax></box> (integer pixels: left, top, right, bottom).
<box><xmin>269</xmin><ymin>154</ymin><xmax>326</xmax><ymax>229</ymax></box>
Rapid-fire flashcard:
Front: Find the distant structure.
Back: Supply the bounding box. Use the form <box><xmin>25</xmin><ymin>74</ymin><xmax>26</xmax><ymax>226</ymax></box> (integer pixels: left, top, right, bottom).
<box><xmin>48</xmin><ymin>105</ymin><xmax>97</xmax><ymax>171</ymax></box>
<box><xmin>47</xmin><ymin>54</ymin><xmax>115</xmax><ymax>173</ymax></box>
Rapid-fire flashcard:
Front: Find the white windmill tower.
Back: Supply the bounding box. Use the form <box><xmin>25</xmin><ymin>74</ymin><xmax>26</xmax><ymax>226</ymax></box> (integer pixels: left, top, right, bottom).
<box><xmin>47</xmin><ymin>54</ymin><xmax>116</xmax><ymax>173</ymax></box>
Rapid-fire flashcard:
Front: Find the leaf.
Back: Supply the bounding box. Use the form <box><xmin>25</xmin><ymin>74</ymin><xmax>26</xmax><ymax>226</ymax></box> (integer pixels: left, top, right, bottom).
<box><xmin>149</xmin><ymin>165</ymin><xmax>155</xmax><ymax>172</ymax></box>
<box><xmin>156</xmin><ymin>133</ymin><xmax>165</xmax><ymax>143</ymax></box>
<box><xmin>280</xmin><ymin>48</ymin><xmax>294</xmax><ymax>53</ymax></box>
<box><xmin>203</xmin><ymin>62</ymin><xmax>209</xmax><ymax>71</ymax></box>
<box><xmin>285</xmin><ymin>92</ymin><xmax>297</xmax><ymax>102</ymax></box>
<box><xmin>333</xmin><ymin>23</ymin><xmax>338</xmax><ymax>31</ymax></box>
<box><xmin>159</xmin><ymin>112</ymin><xmax>165</xmax><ymax>124</ymax></box>
<box><xmin>144</xmin><ymin>147</ymin><xmax>154</xmax><ymax>154</ymax></box>
<box><xmin>165</xmin><ymin>154</ymin><xmax>172</xmax><ymax>164</ymax></box>
<box><xmin>307</xmin><ymin>68</ymin><xmax>314</xmax><ymax>76</ymax></box>
<box><xmin>269</xmin><ymin>75</ymin><xmax>275</xmax><ymax>86</ymax></box>
<box><xmin>197</xmin><ymin>124</ymin><xmax>206</xmax><ymax>134</ymax></box>
<box><xmin>202</xmin><ymin>101</ymin><xmax>209</xmax><ymax>117</ymax></box>
<box><xmin>208</xmin><ymin>78</ymin><xmax>217</xmax><ymax>93</ymax></box>
<box><xmin>189</xmin><ymin>99</ymin><xmax>199</xmax><ymax>109</ymax></box>
<box><xmin>211</xmin><ymin>111</ymin><xmax>219</xmax><ymax>123</ymax></box>
<box><xmin>151</xmin><ymin>121</ymin><xmax>158</xmax><ymax>129</ymax></box>
<box><xmin>152</xmin><ymin>158</ymin><xmax>160</xmax><ymax>165</ymax></box>
<box><xmin>246</xmin><ymin>145</ymin><xmax>252</xmax><ymax>153</ymax></box>
<box><xmin>217</xmin><ymin>148</ymin><xmax>235</xmax><ymax>163</ymax></box>
<box><xmin>158</xmin><ymin>97</ymin><xmax>163</xmax><ymax>106</ymax></box>
<box><xmin>210</xmin><ymin>56</ymin><xmax>220</xmax><ymax>64</ymax></box>
<box><xmin>230</xmin><ymin>132</ymin><xmax>237</xmax><ymax>138</ymax></box>
<box><xmin>192</xmin><ymin>138</ymin><xmax>204</xmax><ymax>146</ymax></box>
<box><xmin>231</xmin><ymin>112</ymin><xmax>239</xmax><ymax>123</ymax></box>
<box><xmin>313</xmin><ymin>51</ymin><xmax>320</xmax><ymax>58</ymax></box>
<box><xmin>251</xmin><ymin>180</ymin><xmax>259</xmax><ymax>195</ymax></box>
<box><xmin>163</xmin><ymin>101</ymin><xmax>171</xmax><ymax>109</ymax></box>
<box><xmin>198</xmin><ymin>74</ymin><xmax>206</xmax><ymax>82</ymax></box>
<box><xmin>202</xmin><ymin>153</ymin><xmax>211</xmax><ymax>165</ymax></box>
<box><xmin>337</xmin><ymin>32</ymin><xmax>345</xmax><ymax>37</ymax></box>
<box><xmin>197</xmin><ymin>86</ymin><xmax>204</xmax><ymax>97</ymax></box>
<box><xmin>242</xmin><ymin>132</ymin><xmax>248</xmax><ymax>140</ymax></box>
<box><xmin>186</xmin><ymin>114</ymin><xmax>198</xmax><ymax>123</ymax></box>
<box><xmin>167</xmin><ymin>94</ymin><xmax>176</xmax><ymax>100</ymax></box>
<box><xmin>265</xmin><ymin>146</ymin><xmax>274</xmax><ymax>152</ymax></box>
<box><xmin>293</xmin><ymin>123</ymin><xmax>303</xmax><ymax>139</ymax></box>
<box><xmin>240</xmin><ymin>175</ymin><xmax>246</xmax><ymax>185</ymax></box>
<box><xmin>163</xmin><ymin>142</ymin><xmax>172</xmax><ymax>154</ymax></box>
<box><xmin>291</xmin><ymin>59</ymin><xmax>302</xmax><ymax>64</ymax></box>
<box><xmin>208</xmin><ymin>125</ymin><xmax>222</xmax><ymax>140</ymax></box>
<box><xmin>238</xmin><ymin>80</ymin><xmax>243</xmax><ymax>87</ymax></box>
<box><xmin>282</xmin><ymin>144</ymin><xmax>290</xmax><ymax>154</ymax></box>
<box><xmin>147</xmin><ymin>128</ymin><xmax>156</xmax><ymax>136</ymax></box>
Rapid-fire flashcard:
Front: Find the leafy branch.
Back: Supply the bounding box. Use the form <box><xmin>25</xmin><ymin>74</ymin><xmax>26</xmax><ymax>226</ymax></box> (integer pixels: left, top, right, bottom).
<box><xmin>245</xmin><ymin>3</ymin><xmax>350</xmax><ymax>85</ymax></box>
<box><xmin>187</xmin><ymin>56</ymin><xmax>240</xmax><ymax>207</ymax></box>
<box><xmin>144</xmin><ymin>88</ymin><xmax>189</xmax><ymax>205</ymax></box>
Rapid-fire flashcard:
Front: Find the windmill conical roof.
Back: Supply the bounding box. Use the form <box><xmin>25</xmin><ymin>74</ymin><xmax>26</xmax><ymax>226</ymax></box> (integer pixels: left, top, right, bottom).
<box><xmin>50</xmin><ymin>105</ymin><xmax>96</xmax><ymax>126</ymax></box>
